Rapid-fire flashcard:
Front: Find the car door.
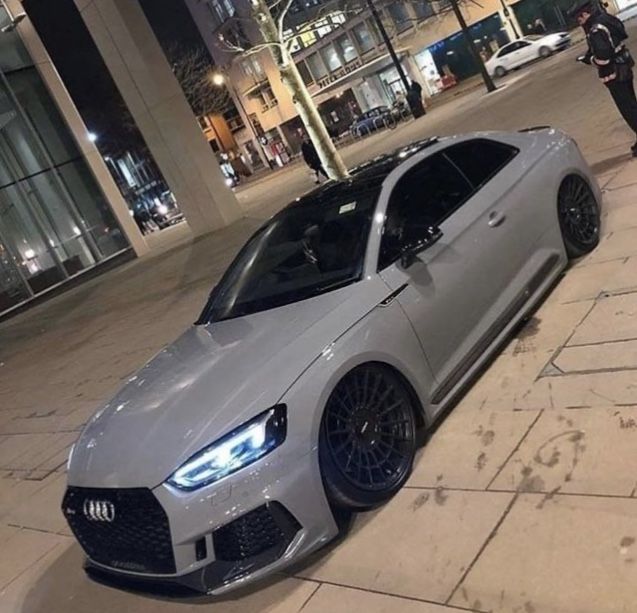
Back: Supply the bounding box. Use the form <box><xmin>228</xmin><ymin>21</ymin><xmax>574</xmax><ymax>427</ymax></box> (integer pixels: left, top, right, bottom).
<box><xmin>497</xmin><ymin>42</ymin><xmax>520</xmax><ymax>69</ymax></box>
<box><xmin>377</xmin><ymin>141</ymin><xmax>528</xmax><ymax>403</ymax></box>
<box><xmin>514</xmin><ymin>40</ymin><xmax>536</xmax><ymax>66</ymax></box>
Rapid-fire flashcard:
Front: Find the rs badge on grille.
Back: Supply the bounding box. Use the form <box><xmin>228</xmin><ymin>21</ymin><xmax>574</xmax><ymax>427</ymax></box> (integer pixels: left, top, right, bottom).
<box><xmin>83</xmin><ymin>499</ymin><xmax>116</xmax><ymax>522</ymax></box>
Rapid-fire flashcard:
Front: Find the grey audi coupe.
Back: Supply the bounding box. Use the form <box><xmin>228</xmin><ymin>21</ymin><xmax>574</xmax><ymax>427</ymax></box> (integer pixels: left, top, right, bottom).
<box><xmin>62</xmin><ymin>130</ymin><xmax>601</xmax><ymax>594</ymax></box>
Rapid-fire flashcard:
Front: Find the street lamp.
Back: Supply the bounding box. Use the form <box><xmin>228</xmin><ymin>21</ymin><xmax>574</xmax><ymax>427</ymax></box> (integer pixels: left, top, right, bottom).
<box><xmin>211</xmin><ymin>71</ymin><xmax>269</xmax><ymax>167</ymax></box>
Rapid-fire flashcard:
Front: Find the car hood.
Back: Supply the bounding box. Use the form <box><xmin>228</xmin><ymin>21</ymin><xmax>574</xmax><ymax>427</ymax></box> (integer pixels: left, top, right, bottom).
<box><xmin>68</xmin><ymin>276</ymin><xmax>389</xmax><ymax>489</ymax></box>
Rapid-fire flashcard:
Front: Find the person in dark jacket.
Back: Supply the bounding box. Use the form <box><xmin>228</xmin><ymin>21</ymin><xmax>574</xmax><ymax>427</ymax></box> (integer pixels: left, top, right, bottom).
<box><xmin>572</xmin><ymin>0</ymin><xmax>637</xmax><ymax>154</ymax></box>
<box><xmin>301</xmin><ymin>134</ymin><xmax>329</xmax><ymax>183</ymax></box>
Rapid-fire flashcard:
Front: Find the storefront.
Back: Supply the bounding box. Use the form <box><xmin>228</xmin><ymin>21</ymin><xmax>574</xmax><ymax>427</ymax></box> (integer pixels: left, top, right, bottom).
<box><xmin>0</xmin><ymin>15</ymin><xmax>129</xmax><ymax>316</ymax></box>
<box><xmin>416</xmin><ymin>13</ymin><xmax>510</xmax><ymax>88</ymax></box>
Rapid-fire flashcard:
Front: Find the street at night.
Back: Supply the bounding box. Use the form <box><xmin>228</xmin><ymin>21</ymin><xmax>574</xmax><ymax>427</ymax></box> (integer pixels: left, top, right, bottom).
<box><xmin>3</xmin><ymin>3</ymin><xmax>637</xmax><ymax>612</ymax></box>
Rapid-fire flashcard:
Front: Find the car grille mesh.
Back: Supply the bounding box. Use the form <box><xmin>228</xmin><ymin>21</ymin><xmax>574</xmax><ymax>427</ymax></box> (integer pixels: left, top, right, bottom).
<box><xmin>213</xmin><ymin>503</ymin><xmax>298</xmax><ymax>562</ymax></box>
<box><xmin>62</xmin><ymin>487</ymin><xmax>176</xmax><ymax>574</ymax></box>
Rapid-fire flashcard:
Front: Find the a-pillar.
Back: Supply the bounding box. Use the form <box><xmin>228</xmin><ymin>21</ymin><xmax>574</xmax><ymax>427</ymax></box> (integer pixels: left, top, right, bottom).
<box><xmin>74</xmin><ymin>0</ymin><xmax>240</xmax><ymax>236</ymax></box>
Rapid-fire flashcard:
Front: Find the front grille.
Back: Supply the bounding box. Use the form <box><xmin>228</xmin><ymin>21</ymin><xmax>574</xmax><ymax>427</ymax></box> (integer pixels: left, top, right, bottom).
<box><xmin>213</xmin><ymin>502</ymin><xmax>300</xmax><ymax>562</ymax></box>
<box><xmin>62</xmin><ymin>487</ymin><xmax>176</xmax><ymax>574</ymax></box>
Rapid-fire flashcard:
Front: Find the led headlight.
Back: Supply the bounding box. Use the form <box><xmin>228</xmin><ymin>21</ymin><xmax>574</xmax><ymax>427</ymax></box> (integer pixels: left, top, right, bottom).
<box><xmin>167</xmin><ymin>406</ymin><xmax>286</xmax><ymax>491</ymax></box>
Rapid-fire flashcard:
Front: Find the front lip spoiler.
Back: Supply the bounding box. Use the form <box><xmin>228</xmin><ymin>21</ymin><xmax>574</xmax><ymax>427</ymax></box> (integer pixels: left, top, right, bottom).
<box><xmin>82</xmin><ymin>501</ymin><xmax>303</xmax><ymax>596</ymax></box>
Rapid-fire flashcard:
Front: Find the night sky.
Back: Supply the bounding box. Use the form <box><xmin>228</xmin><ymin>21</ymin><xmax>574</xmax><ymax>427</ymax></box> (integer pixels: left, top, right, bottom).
<box><xmin>23</xmin><ymin>0</ymin><xmax>207</xmax><ymax>158</ymax></box>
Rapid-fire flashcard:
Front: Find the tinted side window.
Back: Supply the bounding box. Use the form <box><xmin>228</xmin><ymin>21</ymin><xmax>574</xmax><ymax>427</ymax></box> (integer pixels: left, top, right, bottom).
<box><xmin>379</xmin><ymin>154</ymin><xmax>472</xmax><ymax>270</ymax></box>
<box><xmin>498</xmin><ymin>44</ymin><xmax>514</xmax><ymax>57</ymax></box>
<box><xmin>444</xmin><ymin>140</ymin><xmax>518</xmax><ymax>189</ymax></box>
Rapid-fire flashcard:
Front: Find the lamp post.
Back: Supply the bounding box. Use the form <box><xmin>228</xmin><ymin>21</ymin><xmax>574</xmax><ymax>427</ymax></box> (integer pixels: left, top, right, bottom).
<box><xmin>211</xmin><ymin>71</ymin><xmax>270</xmax><ymax>168</ymax></box>
<box><xmin>449</xmin><ymin>0</ymin><xmax>497</xmax><ymax>93</ymax></box>
<box><xmin>499</xmin><ymin>0</ymin><xmax>520</xmax><ymax>39</ymax></box>
<box><xmin>364</xmin><ymin>0</ymin><xmax>426</xmax><ymax>117</ymax></box>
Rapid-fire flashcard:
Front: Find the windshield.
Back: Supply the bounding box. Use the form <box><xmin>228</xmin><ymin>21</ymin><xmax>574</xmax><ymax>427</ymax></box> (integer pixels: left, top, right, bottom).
<box><xmin>525</xmin><ymin>35</ymin><xmax>543</xmax><ymax>40</ymax></box>
<box><xmin>199</xmin><ymin>185</ymin><xmax>380</xmax><ymax>323</ymax></box>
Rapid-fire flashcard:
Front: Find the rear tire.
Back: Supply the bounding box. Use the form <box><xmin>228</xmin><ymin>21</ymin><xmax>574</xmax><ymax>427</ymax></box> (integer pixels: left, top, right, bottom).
<box><xmin>539</xmin><ymin>46</ymin><xmax>552</xmax><ymax>58</ymax></box>
<box><xmin>558</xmin><ymin>175</ymin><xmax>601</xmax><ymax>258</ymax></box>
<box><xmin>319</xmin><ymin>364</ymin><xmax>418</xmax><ymax>511</ymax></box>
<box><xmin>494</xmin><ymin>66</ymin><xmax>507</xmax><ymax>78</ymax></box>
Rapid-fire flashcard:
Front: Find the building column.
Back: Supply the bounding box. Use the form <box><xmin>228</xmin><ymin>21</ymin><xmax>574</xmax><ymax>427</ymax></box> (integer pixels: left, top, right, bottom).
<box><xmin>73</xmin><ymin>0</ymin><xmax>241</xmax><ymax>237</ymax></box>
<box><xmin>11</xmin><ymin>0</ymin><xmax>148</xmax><ymax>256</ymax></box>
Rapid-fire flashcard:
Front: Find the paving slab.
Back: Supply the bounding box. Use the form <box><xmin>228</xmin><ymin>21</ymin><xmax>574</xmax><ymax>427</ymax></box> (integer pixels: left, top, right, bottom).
<box><xmin>605</xmin><ymin>157</ymin><xmax>637</xmax><ymax>190</ymax></box>
<box><xmin>504</xmin><ymin>301</ymin><xmax>594</xmax><ymax>356</ymax></box>
<box><xmin>602</xmin><ymin>186</ymin><xmax>637</xmax><ymax>233</ymax></box>
<box><xmin>5</xmin><ymin>543</ymin><xmax>320</xmax><ymax>613</ymax></box>
<box><xmin>549</xmin><ymin>260</ymin><xmax>624</xmax><ymax>304</ymax></box>
<box><xmin>302</xmin><ymin>584</ymin><xmax>467</xmax><ymax>613</ymax></box>
<box><xmin>603</xmin><ymin>256</ymin><xmax>637</xmax><ymax>295</ymax></box>
<box><xmin>546</xmin><ymin>369</ymin><xmax>637</xmax><ymax>408</ymax></box>
<box><xmin>552</xmin><ymin>338</ymin><xmax>637</xmax><ymax>373</ymax></box>
<box><xmin>581</xmin><ymin>225</ymin><xmax>637</xmax><ymax>265</ymax></box>
<box><xmin>4</xmin><ymin>473</ymin><xmax>70</xmax><ymax>535</ymax></box>
<box><xmin>568</xmin><ymin>293</ymin><xmax>637</xmax><ymax>346</ymax></box>
<box><xmin>490</xmin><ymin>407</ymin><xmax>637</xmax><ymax>496</ymax></box>
<box><xmin>450</xmin><ymin>494</ymin><xmax>637</xmax><ymax>613</ymax></box>
<box><xmin>0</xmin><ymin>529</ymin><xmax>69</xmax><ymax>591</ymax></box>
<box><xmin>297</xmin><ymin>489</ymin><xmax>513</xmax><ymax>602</ymax></box>
<box><xmin>408</xmin><ymin>409</ymin><xmax>540</xmax><ymax>490</ymax></box>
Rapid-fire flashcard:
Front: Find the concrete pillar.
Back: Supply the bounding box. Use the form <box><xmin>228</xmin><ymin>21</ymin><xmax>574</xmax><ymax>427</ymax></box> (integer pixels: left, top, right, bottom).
<box><xmin>9</xmin><ymin>0</ymin><xmax>148</xmax><ymax>256</ymax></box>
<box><xmin>74</xmin><ymin>0</ymin><xmax>241</xmax><ymax>236</ymax></box>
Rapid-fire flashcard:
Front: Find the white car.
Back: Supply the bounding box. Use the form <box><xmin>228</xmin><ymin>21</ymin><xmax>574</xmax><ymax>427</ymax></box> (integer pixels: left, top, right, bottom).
<box><xmin>486</xmin><ymin>33</ymin><xmax>572</xmax><ymax>78</ymax></box>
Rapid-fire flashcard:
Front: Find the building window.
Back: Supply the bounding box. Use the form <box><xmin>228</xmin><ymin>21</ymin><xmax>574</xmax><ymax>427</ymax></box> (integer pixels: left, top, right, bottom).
<box><xmin>413</xmin><ymin>0</ymin><xmax>434</xmax><ymax>20</ymax></box>
<box><xmin>257</xmin><ymin>86</ymin><xmax>278</xmax><ymax>111</ymax></box>
<box><xmin>388</xmin><ymin>3</ymin><xmax>412</xmax><ymax>32</ymax></box>
<box><xmin>321</xmin><ymin>45</ymin><xmax>342</xmax><ymax>72</ymax></box>
<box><xmin>207</xmin><ymin>0</ymin><xmax>235</xmax><ymax>26</ymax></box>
<box><xmin>297</xmin><ymin>60</ymin><xmax>314</xmax><ymax>85</ymax></box>
<box><xmin>353</xmin><ymin>22</ymin><xmax>375</xmax><ymax>53</ymax></box>
<box><xmin>307</xmin><ymin>53</ymin><xmax>327</xmax><ymax>79</ymax></box>
<box><xmin>243</xmin><ymin>56</ymin><xmax>265</xmax><ymax>80</ymax></box>
<box><xmin>336</xmin><ymin>35</ymin><xmax>358</xmax><ymax>63</ymax></box>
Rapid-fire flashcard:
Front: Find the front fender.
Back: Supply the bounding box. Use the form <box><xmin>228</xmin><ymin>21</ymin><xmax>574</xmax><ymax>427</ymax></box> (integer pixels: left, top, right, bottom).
<box><xmin>279</xmin><ymin>298</ymin><xmax>436</xmax><ymax>455</ymax></box>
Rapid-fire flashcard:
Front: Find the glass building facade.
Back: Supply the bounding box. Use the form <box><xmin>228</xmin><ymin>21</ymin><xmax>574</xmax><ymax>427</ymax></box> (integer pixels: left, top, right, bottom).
<box><xmin>0</xmin><ymin>7</ymin><xmax>129</xmax><ymax>316</ymax></box>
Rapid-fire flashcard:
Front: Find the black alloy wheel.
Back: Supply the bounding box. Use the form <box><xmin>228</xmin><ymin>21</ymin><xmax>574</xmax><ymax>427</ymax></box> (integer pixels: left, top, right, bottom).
<box><xmin>319</xmin><ymin>364</ymin><xmax>418</xmax><ymax>511</ymax></box>
<box><xmin>557</xmin><ymin>175</ymin><xmax>601</xmax><ymax>258</ymax></box>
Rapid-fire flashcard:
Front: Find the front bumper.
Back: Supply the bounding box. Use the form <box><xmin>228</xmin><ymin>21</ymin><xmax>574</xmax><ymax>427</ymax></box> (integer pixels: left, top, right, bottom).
<box><xmin>62</xmin><ymin>447</ymin><xmax>339</xmax><ymax>595</ymax></box>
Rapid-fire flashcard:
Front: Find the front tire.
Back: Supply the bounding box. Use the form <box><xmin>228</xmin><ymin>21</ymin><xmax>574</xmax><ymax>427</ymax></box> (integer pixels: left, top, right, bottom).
<box><xmin>319</xmin><ymin>364</ymin><xmax>418</xmax><ymax>511</ymax></box>
<box><xmin>558</xmin><ymin>175</ymin><xmax>601</xmax><ymax>258</ymax></box>
<box><xmin>539</xmin><ymin>46</ymin><xmax>552</xmax><ymax>58</ymax></box>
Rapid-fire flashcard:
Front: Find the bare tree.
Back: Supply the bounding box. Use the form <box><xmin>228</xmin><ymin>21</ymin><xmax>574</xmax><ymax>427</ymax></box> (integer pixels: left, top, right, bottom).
<box><xmin>217</xmin><ymin>0</ymin><xmax>351</xmax><ymax>179</ymax></box>
<box><xmin>167</xmin><ymin>45</ymin><xmax>232</xmax><ymax>118</ymax></box>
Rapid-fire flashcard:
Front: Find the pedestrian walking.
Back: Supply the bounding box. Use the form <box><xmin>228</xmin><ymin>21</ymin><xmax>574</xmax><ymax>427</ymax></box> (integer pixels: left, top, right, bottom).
<box><xmin>571</xmin><ymin>0</ymin><xmax>637</xmax><ymax>155</ymax></box>
<box><xmin>407</xmin><ymin>79</ymin><xmax>426</xmax><ymax>118</ymax></box>
<box><xmin>533</xmin><ymin>17</ymin><xmax>547</xmax><ymax>34</ymax></box>
<box><xmin>301</xmin><ymin>134</ymin><xmax>329</xmax><ymax>184</ymax></box>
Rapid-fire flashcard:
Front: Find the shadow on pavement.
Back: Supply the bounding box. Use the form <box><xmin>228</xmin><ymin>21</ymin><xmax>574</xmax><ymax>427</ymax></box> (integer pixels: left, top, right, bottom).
<box><xmin>590</xmin><ymin>152</ymin><xmax>634</xmax><ymax>175</ymax></box>
<box><xmin>20</xmin><ymin>544</ymin><xmax>312</xmax><ymax>611</ymax></box>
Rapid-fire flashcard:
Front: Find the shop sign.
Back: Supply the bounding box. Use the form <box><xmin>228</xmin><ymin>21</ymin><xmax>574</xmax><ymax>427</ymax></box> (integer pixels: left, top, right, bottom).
<box><xmin>317</xmin><ymin>57</ymin><xmax>364</xmax><ymax>90</ymax></box>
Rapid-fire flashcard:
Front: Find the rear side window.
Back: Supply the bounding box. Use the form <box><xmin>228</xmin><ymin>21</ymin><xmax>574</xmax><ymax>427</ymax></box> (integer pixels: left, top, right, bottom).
<box><xmin>444</xmin><ymin>139</ymin><xmax>518</xmax><ymax>189</ymax></box>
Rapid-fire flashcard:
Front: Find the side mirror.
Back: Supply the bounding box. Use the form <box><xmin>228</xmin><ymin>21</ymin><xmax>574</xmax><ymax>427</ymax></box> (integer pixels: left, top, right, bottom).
<box><xmin>400</xmin><ymin>226</ymin><xmax>443</xmax><ymax>268</ymax></box>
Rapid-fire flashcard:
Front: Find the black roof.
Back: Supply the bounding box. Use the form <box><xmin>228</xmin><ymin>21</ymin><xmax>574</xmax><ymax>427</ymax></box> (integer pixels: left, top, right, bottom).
<box><xmin>289</xmin><ymin>137</ymin><xmax>439</xmax><ymax>210</ymax></box>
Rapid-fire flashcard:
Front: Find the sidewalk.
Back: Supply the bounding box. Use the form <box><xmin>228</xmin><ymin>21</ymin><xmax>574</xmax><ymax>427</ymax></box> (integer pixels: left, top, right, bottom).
<box><xmin>3</xmin><ymin>39</ymin><xmax>637</xmax><ymax>611</ymax></box>
<box><xmin>2</xmin><ymin>151</ymin><xmax>637</xmax><ymax>613</ymax></box>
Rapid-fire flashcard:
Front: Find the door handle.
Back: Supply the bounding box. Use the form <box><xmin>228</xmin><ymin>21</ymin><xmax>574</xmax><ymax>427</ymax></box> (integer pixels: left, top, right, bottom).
<box><xmin>488</xmin><ymin>211</ymin><xmax>506</xmax><ymax>227</ymax></box>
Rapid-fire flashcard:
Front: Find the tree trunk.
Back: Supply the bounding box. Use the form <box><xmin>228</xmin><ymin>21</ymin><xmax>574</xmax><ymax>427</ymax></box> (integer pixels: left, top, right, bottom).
<box><xmin>252</xmin><ymin>0</ymin><xmax>349</xmax><ymax>180</ymax></box>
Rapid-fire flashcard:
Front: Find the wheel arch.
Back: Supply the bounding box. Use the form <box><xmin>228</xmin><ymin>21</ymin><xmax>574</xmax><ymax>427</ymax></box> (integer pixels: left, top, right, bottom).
<box><xmin>278</xmin><ymin>300</ymin><xmax>435</xmax><ymax>451</ymax></box>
